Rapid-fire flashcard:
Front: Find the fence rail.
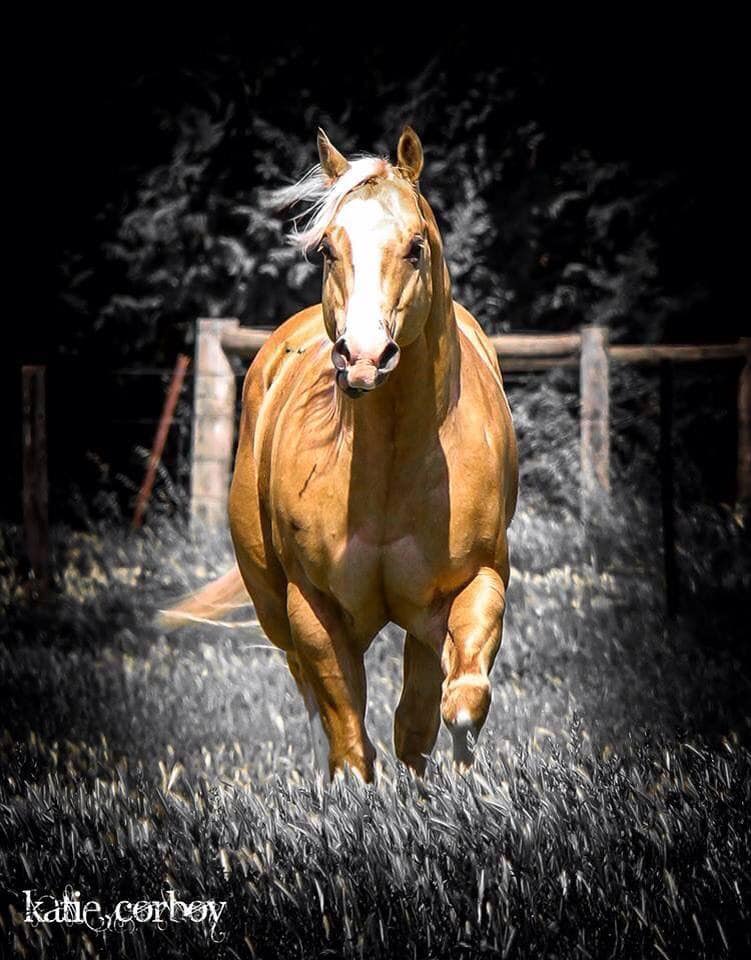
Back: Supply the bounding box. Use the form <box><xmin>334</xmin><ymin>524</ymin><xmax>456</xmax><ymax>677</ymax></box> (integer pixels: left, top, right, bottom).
<box><xmin>190</xmin><ymin>319</ymin><xmax>751</xmax><ymax>533</ymax></box>
<box><xmin>219</xmin><ymin>326</ymin><xmax>749</xmax><ymax>365</ymax></box>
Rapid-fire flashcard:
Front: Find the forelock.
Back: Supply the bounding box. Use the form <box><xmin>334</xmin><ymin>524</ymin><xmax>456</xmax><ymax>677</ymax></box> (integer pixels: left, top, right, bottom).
<box><xmin>268</xmin><ymin>156</ymin><xmax>419</xmax><ymax>253</ymax></box>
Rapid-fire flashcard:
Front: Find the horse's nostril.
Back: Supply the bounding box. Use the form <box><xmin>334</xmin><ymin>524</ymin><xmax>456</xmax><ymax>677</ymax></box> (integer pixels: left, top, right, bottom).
<box><xmin>378</xmin><ymin>340</ymin><xmax>401</xmax><ymax>373</ymax></box>
<box><xmin>332</xmin><ymin>337</ymin><xmax>351</xmax><ymax>371</ymax></box>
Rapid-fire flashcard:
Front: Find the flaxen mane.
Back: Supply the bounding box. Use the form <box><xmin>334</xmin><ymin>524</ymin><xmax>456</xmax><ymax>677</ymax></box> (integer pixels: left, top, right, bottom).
<box><xmin>270</xmin><ymin>156</ymin><xmax>391</xmax><ymax>252</ymax></box>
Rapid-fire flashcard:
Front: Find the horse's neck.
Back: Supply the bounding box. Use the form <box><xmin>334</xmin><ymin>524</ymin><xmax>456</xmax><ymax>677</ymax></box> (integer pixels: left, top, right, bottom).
<box><xmin>414</xmin><ymin>196</ymin><xmax>461</xmax><ymax>423</ymax></box>
<box><xmin>425</xmin><ymin>259</ymin><xmax>461</xmax><ymax>421</ymax></box>
<box><xmin>393</xmin><ymin>256</ymin><xmax>460</xmax><ymax>429</ymax></box>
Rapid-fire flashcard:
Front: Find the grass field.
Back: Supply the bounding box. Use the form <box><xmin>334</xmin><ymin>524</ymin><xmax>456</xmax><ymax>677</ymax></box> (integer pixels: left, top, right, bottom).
<box><xmin>1</xmin><ymin>502</ymin><xmax>749</xmax><ymax>958</ymax></box>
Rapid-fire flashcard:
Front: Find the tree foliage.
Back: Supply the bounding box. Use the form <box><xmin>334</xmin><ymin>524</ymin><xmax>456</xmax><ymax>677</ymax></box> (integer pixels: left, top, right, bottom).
<box><xmin>55</xmin><ymin>51</ymin><xmax>711</xmax><ymax>365</ymax></box>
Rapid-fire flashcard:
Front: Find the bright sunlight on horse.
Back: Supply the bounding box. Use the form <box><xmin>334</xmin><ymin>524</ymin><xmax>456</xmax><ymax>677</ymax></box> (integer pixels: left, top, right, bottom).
<box><xmin>163</xmin><ymin>127</ymin><xmax>518</xmax><ymax>782</ymax></box>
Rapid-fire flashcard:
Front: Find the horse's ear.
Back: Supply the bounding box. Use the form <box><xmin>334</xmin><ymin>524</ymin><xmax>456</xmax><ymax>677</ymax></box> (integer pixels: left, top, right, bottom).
<box><xmin>317</xmin><ymin>128</ymin><xmax>350</xmax><ymax>180</ymax></box>
<box><xmin>397</xmin><ymin>126</ymin><xmax>424</xmax><ymax>183</ymax></box>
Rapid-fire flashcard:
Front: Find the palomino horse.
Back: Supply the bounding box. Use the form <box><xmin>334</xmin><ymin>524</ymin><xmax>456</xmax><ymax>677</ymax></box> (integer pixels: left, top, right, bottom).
<box><xmin>166</xmin><ymin>128</ymin><xmax>518</xmax><ymax>781</ymax></box>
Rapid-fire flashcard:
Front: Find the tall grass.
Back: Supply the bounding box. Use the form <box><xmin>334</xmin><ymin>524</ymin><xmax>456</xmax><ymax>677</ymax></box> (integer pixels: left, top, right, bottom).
<box><xmin>2</xmin><ymin>728</ymin><xmax>748</xmax><ymax>959</ymax></box>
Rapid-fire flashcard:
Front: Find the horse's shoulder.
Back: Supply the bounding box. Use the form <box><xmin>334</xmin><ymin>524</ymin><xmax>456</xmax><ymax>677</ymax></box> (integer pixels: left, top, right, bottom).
<box><xmin>242</xmin><ymin>305</ymin><xmax>327</xmax><ymax>404</ymax></box>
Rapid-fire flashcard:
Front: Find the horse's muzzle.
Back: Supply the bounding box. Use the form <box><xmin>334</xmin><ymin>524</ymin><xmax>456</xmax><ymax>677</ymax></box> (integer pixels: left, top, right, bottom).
<box><xmin>332</xmin><ymin>338</ymin><xmax>400</xmax><ymax>397</ymax></box>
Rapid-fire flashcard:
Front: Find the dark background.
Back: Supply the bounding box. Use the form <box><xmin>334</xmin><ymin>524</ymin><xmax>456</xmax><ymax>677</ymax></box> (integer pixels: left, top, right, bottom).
<box><xmin>4</xmin><ymin>20</ymin><xmax>743</xmax><ymax>523</ymax></box>
<box><xmin>2</xmin><ymin>23</ymin><xmax>750</xmax><ymax>960</ymax></box>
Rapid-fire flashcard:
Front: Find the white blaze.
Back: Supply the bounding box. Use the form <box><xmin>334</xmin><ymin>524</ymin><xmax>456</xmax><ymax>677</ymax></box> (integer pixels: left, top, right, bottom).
<box><xmin>336</xmin><ymin>197</ymin><xmax>393</xmax><ymax>360</ymax></box>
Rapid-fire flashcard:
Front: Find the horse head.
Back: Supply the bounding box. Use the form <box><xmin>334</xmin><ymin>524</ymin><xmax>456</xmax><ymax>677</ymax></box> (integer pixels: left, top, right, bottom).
<box><xmin>281</xmin><ymin>127</ymin><xmax>440</xmax><ymax>397</ymax></box>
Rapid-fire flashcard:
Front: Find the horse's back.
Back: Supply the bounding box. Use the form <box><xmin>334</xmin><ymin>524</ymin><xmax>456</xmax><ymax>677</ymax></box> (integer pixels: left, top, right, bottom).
<box><xmin>454</xmin><ymin>302</ymin><xmax>504</xmax><ymax>390</ymax></box>
<box><xmin>454</xmin><ymin>302</ymin><xmax>518</xmax><ymax>528</ymax></box>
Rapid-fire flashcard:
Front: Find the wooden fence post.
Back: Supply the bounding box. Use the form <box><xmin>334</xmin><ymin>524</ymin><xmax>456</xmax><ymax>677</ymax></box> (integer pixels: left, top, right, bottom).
<box><xmin>580</xmin><ymin>324</ymin><xmax>610</xmax><ymax>527</ymax></box>
<box><xmin>22</xmin><ymin>366</ymin><xmax>49</xmax><ymax>599</ymax></box>
<box><xmin>190</xmin><ymin>318</ymin><xmax>239</xmax><ymax>530</ymax></box>
<box><xmin>738</xmin><ymin>338</ymin><xmax>751</xmax><ymax>508</ymax></box>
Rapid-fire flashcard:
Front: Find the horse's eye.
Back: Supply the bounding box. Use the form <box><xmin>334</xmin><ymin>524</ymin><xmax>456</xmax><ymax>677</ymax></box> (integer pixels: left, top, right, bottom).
<box><xmin>318</xmin><ymin>237</ymin><xmax>337</xmax><ymax>261</ymax></box>
<box><xmin>405</xmin><ymin>237</ymin><xmax>424</xmax><ymax>266</ymax></box>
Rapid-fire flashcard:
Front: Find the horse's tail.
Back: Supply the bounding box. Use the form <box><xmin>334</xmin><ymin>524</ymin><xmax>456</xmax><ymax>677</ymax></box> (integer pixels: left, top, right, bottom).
<box><xmin>157</xmin><ymin>564</ymin><xmax>250</xmax><ymax>631</ymax></box>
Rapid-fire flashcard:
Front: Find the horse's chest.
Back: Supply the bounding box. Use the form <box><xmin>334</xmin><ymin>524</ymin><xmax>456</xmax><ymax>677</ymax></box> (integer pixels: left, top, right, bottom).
<box><xmin>273</xmin><ymin>431</ymin><xmax>497</xmax><ymax>639</ymax></box>
<box><xmin>271</xmin><ymin>445</ymin><xmax>390</xmax><ymax>630</ymax></box>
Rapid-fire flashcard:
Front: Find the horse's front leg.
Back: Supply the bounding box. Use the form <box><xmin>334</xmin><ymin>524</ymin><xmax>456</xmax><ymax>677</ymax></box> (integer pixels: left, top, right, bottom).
<box><xmin>286</xmin><ymin>652</ymin><xmax>331</xmax><ymax>780</ymax></box>
<box><xmin>394</xmin><ymin>633</ymin><xmax>443</xmax><ymax>776</ymax></box>
<box><xmin>441</xmin><ymin>566</ymin><xmax>507</xmax><ymax>767</ymax></box>
<box><xmin>286</xmin><ymin>581</ymin><xmax>375</xmax><ymax>782</ymax></box>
